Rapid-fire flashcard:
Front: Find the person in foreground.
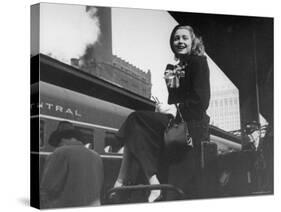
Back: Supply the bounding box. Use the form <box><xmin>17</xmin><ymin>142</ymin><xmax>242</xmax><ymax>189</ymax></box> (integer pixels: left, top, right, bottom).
<box><xmin>40</xmin><ymin>121</ymin><xmax>104</xmax><ymax>208</ymax></box>
<box><xmin>113</xmin><ymin>25</ymin><xmax>210</xmax><ymax>202</ymax></box>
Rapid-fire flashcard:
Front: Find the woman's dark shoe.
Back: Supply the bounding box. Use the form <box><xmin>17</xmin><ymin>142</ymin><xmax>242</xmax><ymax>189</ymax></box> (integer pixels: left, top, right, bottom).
<box><xmin>108</xmin><ymin>191</ymin><xmax>116</xmax><ymax>199</ymax></box>
<box><xmin>108</xmin><ymin>180</ymin><xmax>124</xmax><ymax>203</ymax></box>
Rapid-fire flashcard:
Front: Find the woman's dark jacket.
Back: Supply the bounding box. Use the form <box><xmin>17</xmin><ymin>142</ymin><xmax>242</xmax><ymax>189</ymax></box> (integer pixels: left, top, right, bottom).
<box><xmin>167</xmin><ymin>55</ymin><xmax>210</xmax><ymax>121</ymax></box>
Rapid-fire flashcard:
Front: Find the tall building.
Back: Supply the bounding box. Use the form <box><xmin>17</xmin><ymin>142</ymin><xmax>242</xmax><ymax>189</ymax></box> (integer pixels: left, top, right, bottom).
<box><xmin>208</xmin><ymin>89</ymin><xmax>241</xmax><ymax>131</ymax></box>
<box><xmin>206</xmin><ymin>56</ymin><xmax>241</xmax><ymax>131</ymax></box>
<box><xmin>111</xmin><ymin>55</ymin><xmax>151</xmax><ymax>98</ymax></box>
<box><xmin>71</xmin><ymin>54</ymin><xmax>152</xmax><ymax>99</ymax></box>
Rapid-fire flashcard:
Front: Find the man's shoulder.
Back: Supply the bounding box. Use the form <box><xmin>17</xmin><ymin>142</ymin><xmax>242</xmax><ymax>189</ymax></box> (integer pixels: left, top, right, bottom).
<box><xmin>52</xmin><ymin>145</ymin><xmax>82</xmax><ymax>156</ymax></box>
<box><xmin>77</xmin><ymin>148</ymin><xmax>103</xmax><ymax>166</ymax></box>
<box><xmin>53</xmin><ymin>145</ymin><xmax>102</xmax><ymax>159</ymax></box>
<box><xmin>53</xmin><ymin>145</ymin><xmax>70</xmax><ymax>153</ymax></box>
<box><xmin>84</xmin><ymin>148</ymin><xmax>102</xmax><ymax>162</ymax></box>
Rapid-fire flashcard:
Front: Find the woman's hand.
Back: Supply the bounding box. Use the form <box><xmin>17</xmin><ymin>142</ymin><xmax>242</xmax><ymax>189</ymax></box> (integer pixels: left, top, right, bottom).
<box><xmin>155</xmin><ymin>103</ymin><xmax>177</xmax><ymax>118</ymax></box>
<box><xmin>155</xmin><ymin>103</ymin><xmax>163</xmax><ymax>113</ymax></box>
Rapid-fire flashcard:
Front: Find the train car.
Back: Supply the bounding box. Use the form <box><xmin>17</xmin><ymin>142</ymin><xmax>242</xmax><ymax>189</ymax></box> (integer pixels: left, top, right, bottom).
<box><xmin>31</xmin><ymin>81</ymin><xmax>245</xmax><ymax>202</ymax></box>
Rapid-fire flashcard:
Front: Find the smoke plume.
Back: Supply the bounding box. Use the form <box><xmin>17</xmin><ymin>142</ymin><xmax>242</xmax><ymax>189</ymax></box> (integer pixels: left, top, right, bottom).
<box><xmin>40</xmin><ymin>3</ymin><xmax>100</xmax><ymax>64</ymax></box>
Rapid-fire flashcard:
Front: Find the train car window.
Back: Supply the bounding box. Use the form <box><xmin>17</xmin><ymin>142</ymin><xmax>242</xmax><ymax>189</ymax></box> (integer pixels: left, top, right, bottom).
<box><xmin>104</xmin><ymin>131</ymin><xmax>123</xmax><ymax>154</ymax></box>
<box><xmin>40</xmin><ymin>120</ymin><xmax>45</xmax><ymax>149</ymax></box>
<box><xmin>74</xmin><ymin>126</ymin><xmax>94</xmax><ymax>149</ymax></box>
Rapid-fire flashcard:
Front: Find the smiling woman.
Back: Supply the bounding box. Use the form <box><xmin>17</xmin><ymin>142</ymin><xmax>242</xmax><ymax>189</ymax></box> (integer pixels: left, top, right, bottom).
<box><xmin>172</xmin><ymin>28</ymin><xmax>192</xmax><ymax>55</ymax></box>
<box><xmin>170</xmin><ymin>25</ymin><xmax>205</xmax><ymax>59</ymax></box>
<box><xmin>112</xmin><ymin>24</ymin><xmax>211</xmax><ymax>202</ymax></box>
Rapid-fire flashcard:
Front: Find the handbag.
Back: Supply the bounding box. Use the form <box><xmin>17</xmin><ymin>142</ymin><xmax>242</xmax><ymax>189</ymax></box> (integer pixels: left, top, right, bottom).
<box><xmin>164</xmin><ymin>104</ymin><xmax>193</xmax><ymax>147</ymax></box>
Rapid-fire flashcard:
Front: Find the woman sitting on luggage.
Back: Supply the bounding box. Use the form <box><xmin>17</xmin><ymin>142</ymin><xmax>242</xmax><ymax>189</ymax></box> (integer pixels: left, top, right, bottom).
<box><xmin>113</xmin><ymin>24</ymin><xmax>211</xmax><ymax>202</ymax></box>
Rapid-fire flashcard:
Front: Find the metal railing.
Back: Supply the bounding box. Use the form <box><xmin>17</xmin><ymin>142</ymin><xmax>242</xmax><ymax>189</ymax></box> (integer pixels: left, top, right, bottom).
<box><xmin>106</xmin><ymin>184</ymin><xmax>185</xmax><ymax>204</ymax></box>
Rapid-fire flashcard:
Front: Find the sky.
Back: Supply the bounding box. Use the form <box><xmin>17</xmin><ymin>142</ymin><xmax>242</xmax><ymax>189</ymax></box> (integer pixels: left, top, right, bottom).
<box><xmin>39</xmin><ymin>3</ymin><xmax>100</xmax><ymax>64</ymax></box>
<box><xmin>111</xmin><ymin>7</ymin><xmax>178</xmax><ymax>102</ymax></box>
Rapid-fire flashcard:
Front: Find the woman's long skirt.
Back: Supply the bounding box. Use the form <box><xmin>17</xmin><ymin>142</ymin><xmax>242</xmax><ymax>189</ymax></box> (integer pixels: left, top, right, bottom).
<box><xmin>116</xmin><ymin>111</ymin><xmax>172</xmax><ymax>179</ymax></box>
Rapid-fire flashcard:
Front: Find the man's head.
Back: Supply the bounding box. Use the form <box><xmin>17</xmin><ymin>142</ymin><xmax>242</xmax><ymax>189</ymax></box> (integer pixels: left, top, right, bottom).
<box><xmin>244</xmin><ymin>121</ymin><xmax>260</xmax><ymax>135</ymax></box>
<box><xmin>48</xmin><ymin>121</ymin><xmax>85</xmax><ymax>147</ymax></box>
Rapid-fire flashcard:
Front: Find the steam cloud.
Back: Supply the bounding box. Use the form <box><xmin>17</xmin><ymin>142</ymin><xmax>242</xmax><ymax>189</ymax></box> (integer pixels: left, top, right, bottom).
<box><xmin>40</xmin><ymin>4</ymin><xmax>100</xmax><ymax>64</ymax></box>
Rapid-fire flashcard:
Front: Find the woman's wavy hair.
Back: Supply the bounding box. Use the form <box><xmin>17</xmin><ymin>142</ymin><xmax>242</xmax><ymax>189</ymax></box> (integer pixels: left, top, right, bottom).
<box><xmin>170</xmin><ymin>25</ymin><xmax>205</xmax><ymax>59</ymax></box>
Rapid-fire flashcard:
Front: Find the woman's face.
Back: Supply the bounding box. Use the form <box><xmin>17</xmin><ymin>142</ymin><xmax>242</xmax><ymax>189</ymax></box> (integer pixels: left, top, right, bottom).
<box><xmin>172</xmin><ymin>28</ymin><xmax>192</xmax><ymax>56</ymax></box>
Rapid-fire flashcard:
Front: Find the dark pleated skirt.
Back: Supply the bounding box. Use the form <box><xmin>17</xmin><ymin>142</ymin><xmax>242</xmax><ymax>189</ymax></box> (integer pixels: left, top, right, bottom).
<box><xmin>116</xmin><ymin>111</ymin><xmax>172</xmax><ymax>178</ymax></box>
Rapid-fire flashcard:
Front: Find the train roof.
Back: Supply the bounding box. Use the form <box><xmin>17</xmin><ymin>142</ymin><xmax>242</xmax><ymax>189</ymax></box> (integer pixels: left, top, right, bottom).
<box><xmin>31</xmin><ymin>54</ymin><xmax>155</xmax><ymax>111</ymax></box>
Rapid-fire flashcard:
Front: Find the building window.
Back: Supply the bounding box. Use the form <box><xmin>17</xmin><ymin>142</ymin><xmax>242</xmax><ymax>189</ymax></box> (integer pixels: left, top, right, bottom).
<box><xmin>224</xmin><ymin>98</ymin><xmax>228</xmax><ymax>106</ymax></box>
<box><xmin>120</xmin><ymin>78</ymin><xmax>129</xmax><ymax>85</ymax></box>
<box><xmin>215</xmin><ymin>100</ymin><xmax>218</xmax><ymax>107</ymax></box>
